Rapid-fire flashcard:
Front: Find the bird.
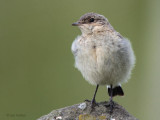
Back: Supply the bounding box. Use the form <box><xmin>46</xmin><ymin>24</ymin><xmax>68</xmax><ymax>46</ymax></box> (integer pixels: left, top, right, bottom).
<box><xmin>71</xmin><ymin>12</ymin><xmax>135</xmax><ymax>113</ymax></box>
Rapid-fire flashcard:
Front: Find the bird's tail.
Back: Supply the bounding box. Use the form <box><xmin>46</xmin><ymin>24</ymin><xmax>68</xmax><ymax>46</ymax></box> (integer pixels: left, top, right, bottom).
<box><xmin>108</xmin><ymin>85</ymin><xmax>124</xmax><ymax>97</ymax></box>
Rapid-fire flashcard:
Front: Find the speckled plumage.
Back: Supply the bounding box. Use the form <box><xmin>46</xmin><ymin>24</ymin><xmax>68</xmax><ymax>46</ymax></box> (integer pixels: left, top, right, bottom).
<box><xmin>71</xmin><ymin>13</ymin><xmax>135</xmax><ymax>88</ymax></box>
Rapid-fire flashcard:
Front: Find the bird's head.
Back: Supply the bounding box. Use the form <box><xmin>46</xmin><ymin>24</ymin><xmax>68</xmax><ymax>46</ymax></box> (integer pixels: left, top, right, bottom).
<box><xmin>72</xmin><ymin>13</ymin><xmax>112</xmax><ymax>35</ymax></box>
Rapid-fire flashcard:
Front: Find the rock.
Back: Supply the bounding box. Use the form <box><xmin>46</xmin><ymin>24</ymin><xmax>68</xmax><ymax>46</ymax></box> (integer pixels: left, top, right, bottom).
<box><xmin>37</xmin><ymin>101</ymin><xmax>138</xmax><ymax>120</ymax></box>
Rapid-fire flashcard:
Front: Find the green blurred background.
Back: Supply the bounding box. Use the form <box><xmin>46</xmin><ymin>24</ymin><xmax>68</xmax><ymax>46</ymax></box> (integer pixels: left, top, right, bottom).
<box><xmin>0</xmin><ymin>0</ymin><xmax>160</xmax><ymax>120</ymax></box>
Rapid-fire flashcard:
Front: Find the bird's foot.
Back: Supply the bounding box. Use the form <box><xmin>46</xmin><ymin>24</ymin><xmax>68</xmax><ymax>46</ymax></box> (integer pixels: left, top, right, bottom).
<box><xmin>84</xmin><ymin>99</ymin><xmax>99</xmax><ymax>109</ymax></box>
<box><xmin>91</xmin><ymin>99</ymin><xmax>99</xmax><ymax>108</ymax></box>
<box><xmin>104</xmin><ymin>100</ymin><xmax>115</xmax><ymax>114</ymax></box>
<box><xmin>84</xmin><ymin>99</ymin><xmax>91</xmax><ymax>102</ymax></box>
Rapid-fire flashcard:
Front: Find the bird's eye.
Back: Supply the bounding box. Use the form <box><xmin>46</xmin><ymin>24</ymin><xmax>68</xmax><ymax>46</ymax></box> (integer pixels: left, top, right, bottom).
<box><xmin>89</xmin><ymin>18</ymin><xmax>94</xmax><ymax>22</ymax></box>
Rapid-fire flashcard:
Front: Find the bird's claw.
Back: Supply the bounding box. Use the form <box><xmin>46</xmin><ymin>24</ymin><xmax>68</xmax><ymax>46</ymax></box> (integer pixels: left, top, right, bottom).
<box><xmin>84</xmin><ymin>99</ymin><xmax>91</xmax><ymax>102</ymax></box>
<box><xmin>91</xmin><ymin>99</ymin><xmax>99</xmax><ymax>108</ymax></box>
<box><xmin>84</xmin><ymin>99</ymin><xmax>99</xmax><ymax>108</ymax></box>
<box><xmin>104</xmin><ymin>100</ymin><xmax>115</xmax><ymax>114</ymax></box>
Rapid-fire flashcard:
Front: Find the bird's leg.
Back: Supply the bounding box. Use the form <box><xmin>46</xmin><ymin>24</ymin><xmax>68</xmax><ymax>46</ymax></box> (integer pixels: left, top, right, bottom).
<box><xmin>91</xmin><ymin>84</ymin><xmax>99</xmax><ymax>108</ymax></box>
<box><xmin>105</xmin><ymin>84</ymin><xmax>114</xmax><ymax>114</ymax></box>
<box><xmin>109</xmin><ymin>84</ymin><xmax>114</xmax><ymax>114</ymax></box>
<box><xmin>85</xmin><ymin>85</ymin><xmax>99</xmax><ymax>108</ymax></box>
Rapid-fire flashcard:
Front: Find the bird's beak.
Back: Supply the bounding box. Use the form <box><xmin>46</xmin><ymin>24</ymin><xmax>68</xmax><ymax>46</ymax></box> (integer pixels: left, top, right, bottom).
<box><xmin>72</xmin><ymin>22</ymin><xmax>81</xmax><ymax>26</ymax></box>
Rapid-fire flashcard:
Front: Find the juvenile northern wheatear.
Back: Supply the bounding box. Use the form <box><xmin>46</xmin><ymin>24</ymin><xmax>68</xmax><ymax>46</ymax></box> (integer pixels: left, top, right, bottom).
<box><xmin>71</xmin><ymin>13</ymin><xmax>135</xmax><ymax>112</ymax></box>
